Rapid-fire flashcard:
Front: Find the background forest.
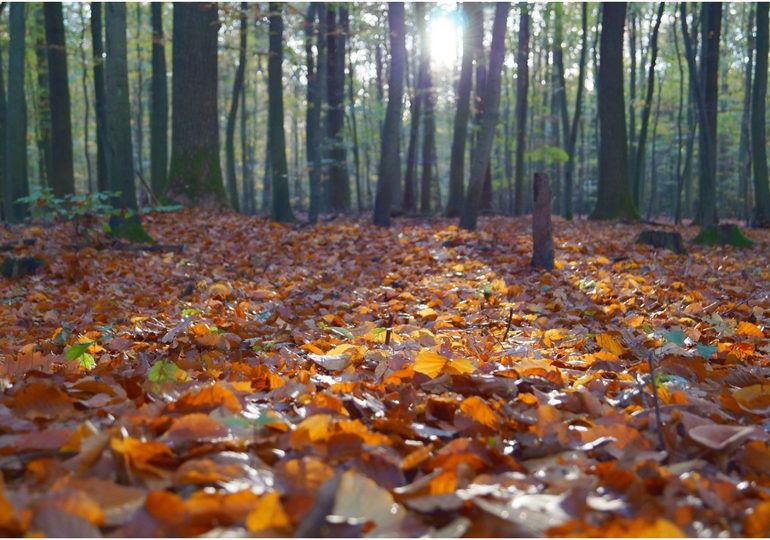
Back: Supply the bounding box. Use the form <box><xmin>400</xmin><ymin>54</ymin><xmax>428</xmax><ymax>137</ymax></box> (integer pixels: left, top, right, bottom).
<box><xmin>0</xmin><ymin>2</ymin><xmax>767</xmax><ymax>231</ymax></box>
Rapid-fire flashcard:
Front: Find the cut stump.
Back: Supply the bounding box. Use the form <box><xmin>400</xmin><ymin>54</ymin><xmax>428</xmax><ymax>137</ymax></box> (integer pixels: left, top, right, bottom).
<box><xmin>636</xmin><ymin>230</ymin><xmax>687</xmax><ymax>254</ymax></box>
<box><xmin>531</xmin><ymin>172</ymin><xmax>554</xmax><ymax>270</ymax></box>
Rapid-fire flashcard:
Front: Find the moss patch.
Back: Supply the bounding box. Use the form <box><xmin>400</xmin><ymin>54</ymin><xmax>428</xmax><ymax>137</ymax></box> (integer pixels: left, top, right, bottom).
<box><xmin>692</xmin><ymin>224</ymin><xmax>754</xmax><ymax>248</ymax></box>
<box><xmin>108</xmin><ymin>214</ymin><xmax>154</xmax><ymax>244</ymax></box>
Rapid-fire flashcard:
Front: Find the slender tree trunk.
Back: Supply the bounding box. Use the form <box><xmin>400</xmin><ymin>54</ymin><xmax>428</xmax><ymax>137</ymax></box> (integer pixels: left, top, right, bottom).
<box><xmin>674</xmin><ymin>15</ymin><xmax>686</xmax><ymax>225</ymax></box>
<box><xmin>91</xmin><ymin>2</ymin><xmax>108</xmax><ymax>192</ymax></box>
<box><xmin>77</xmin><ymin>3</ymin><xmax>93</xmax><ymax>193</ymax></box>
<box><xmin>326</xmin><ymin>7</ymin><xmax>350</xmax><ymax>213</ymax></box>
<box><xmin>513</xmin><ymin>3</ymin><xmax>529</xmax><ymax>216</ymax></box>
<box><xmin>738</xmin><ymin>4</ymin><xmax>755</xmax><ymax>223</ymax></box>
<box><xmin>632</xmin><ymin>2</ymin><xmax>665</xmax><ymax>208</ymax></box>
<box><xmin>0</xmin><ymin>4</ymin><xmax>7</xmax><ymax>208</ymax></box>
<box><xmin>419</xmin><ymin>3</ymin><xmax>436</xmax><ymax>214</ymax></box>
<box><xmin>564</xmin><ymin>3</ymin><xmax>587</xmax><ymax>220</ymax></box>
<box><xmin>225</xmin><ymin>2</ymin><xmax>247</xmax><ymax>212</ymax></box>
<box><xmin>240</xmin><ymin>70</ymin><xmax>251</xmax><ymax>214</ymax></box>
<box><xmin>591</xmin><ymin>2</ymin><xmax>638</xmax><ymax>220</ymax></box>
<box><xmin>306</xmin><ymin>3</ymin><xmax>325</xmax><ymax>223</ymax></box>
<box><xmin>628</xmin><ymin>9</ymin><xmax>637</xmax><ymax>181</ymax></box>
<box><xmin>646</xmin><ymin>75</ymin><xmax>663</xmax><ymax>219</ymax></box>
<box><xmin>34</xmin><ymin>7</ymin><xmax>52</xmax><ymax>188</ymax></box>
<box><xmin>752</xmin><ymin>1</ymin><xmax>770</xmax><ymax>226</ymax></box>
<box><xmin>43</xmin><ymin>2</ymin><xmax>74</xmax><ymax>196</ymax></box>
<box><xmin>133</xmin><ymin>4</ymin><xmax>144</xmax><ymax>181</ymax></box>
<box><xmin>4</xmin><ymin>3</ymin><xmax>28</xmax><ymax>223</ymax></box>
<box><xmin>167</xmin><ymin>2</ymin><xmax>226</xmax><ymax>206</ymax></box>
<box><xmin>459</xmin><ymin>3</ymin><xmax>511</xmax><ymax>231</ymax></box>
<box><xmin>150</xmin><ymin>2</ymin><xmax>168</xmax><ymax>198</ymax></box>
<box><xmin>446</xmin><ymin>3</ymin><xmax>475</xmax><ymax>217</ymax></box>
<box><xmin>268</xmin><ymin>3</ymin><xmax>293</xmax><ymax>222</ymax></box>
<box><xmin>346</xmin><ymin>22</ymin><xmax>362</xmax><ymax>213</ymax></box>
<box><xmin>403</xmin><ymin>3</ymin><xmax>423</xmax><ymax>214</ymax></box>
<box><xmin>373</xmin><ymin>2</ymin><xmax>405</xmax><ymax>227</ymax></box>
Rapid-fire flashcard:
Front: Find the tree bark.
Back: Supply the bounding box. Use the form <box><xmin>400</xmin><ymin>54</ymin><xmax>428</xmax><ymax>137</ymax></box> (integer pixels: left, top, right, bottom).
<box><xmin>326</xmin><ymin>7</ymin><xmax>350</xmax><ymax>213</ymax></box>
<box><xmin>91</xmin><ymin>2</ymin><xmax>108</xmax><ymax>192</ymax></box>
<box><xmin>752</xmin><ymin>2</ymin><xmax>770</xmax><ymax>226</ymax></box>
<box><xmin>403</xmin><ymin>2</ymin><xmax>423</xmax><ymax>214</ymax></box>
<box><xmin>0</xmin><ymin>4</ymin><xmax>7</xmax><ymax>206</ymax></box>
<box><xmin>591</xmin><ymin>2</ymin><xmax>638</xmax><ymax>220</ymax></box>
<box><xmin>446</xmin><ymin>3</ymin><xmax>475</xmax><ymax>217</ymax></box>
<box><xmin>513</xmin><ymin>3</ymin><xmax>529</xmax><ymax>216</ymax></box>
<box><xmin>373</xmin><ymin>2</ymin><xmax>405</xmax><ymax>227</ymax></box>
<box><xmin>77</xmin><ymin>3</ymin><xmax>93</xmax><ymax>193</ymax></box>
<box><xmin>459</xmin><ymin>2</ymin><xmax>511</xmax><ymax>231</ymax></box>
<box><xmin>167</xmin><ymin>2</ymin><xmax>226</xmax><ymax>206</ymax></box>
<box><xmin>225</xmin><ymin>2</ymin><xmax>247</xmax><ymax>212</ymax></box>
<box><xmin>150</xmin><ymin>2</ymin><xmax>168</xmax><ymax>198</ymax></box>
<box><xmin>34</xmin><ymin>7</ymin><xmax>52</xmax><ymax>188</ymax></box>
<box><xmin>4</xmin><ymin>3</ymin><xmax>28</xmax><ymax>223</ymax></box>
<box><xmin>43</xmin><ymin>2</ymin><xmax>74</xmax><ymax>197</ymax></box>
<box><xmin>738</xmin><ymin>4</ymin><xmax>755</xmax><ymax>223</ymax></box>
<box><xmin>306</xmin><ymin>3</ymin><xmax>321</xmax><ymax>223</ymax></box>
<box><xmin>419</xmin><ymin>3</ymin><xmax>436</xmax><ymax>214</ymax></box>
<box><xmin>531</xmin><ymin>172</ymin><xmax>554</xmax><ymax>269</ymax></box>
<box><xmin>563</xmin><ymin>3</ymin><xmax>587</xmax><ymax>220</ymax></box>
<box><xmin>344</xmin><ymin>13</ymin><xmax>362</xmax><ymax>213</ymax></box>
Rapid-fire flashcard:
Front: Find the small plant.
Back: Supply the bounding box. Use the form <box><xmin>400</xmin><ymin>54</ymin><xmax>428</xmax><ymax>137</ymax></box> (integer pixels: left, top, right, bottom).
<box><xmin>65</xmin><ymin>340</ymin><xmax>96</xmax><ymax>371</ymax></box>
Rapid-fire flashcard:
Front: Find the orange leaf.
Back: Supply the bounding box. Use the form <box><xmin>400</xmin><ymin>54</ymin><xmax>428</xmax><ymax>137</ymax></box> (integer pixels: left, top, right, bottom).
<box><xmin>460</xmin><ymin>396</ymin><xmax>499</xmax><ymax>429</ymax></box>
<box><xmin>737</xmin><ymin>321</ymin><xmax>764</xmax><ymax>338</ymax></box>
<box><xmin>245</xmin><ymin>491</ymin><xmax>291</xmax><ymax>533</ymax></box>
<box><xmin>413</xmin><ymin>349</ymin><xmax>448</xmax><ymax>378</ymax></box>
<box><xmin>746</xmin><ymin>501</ymin><xmax>770</xmax><ymax>537</ymax></box>
<box><xmin>596</xmin><ymin>333</ymin><xmax>625</xmax><ymax>356</ymax></box>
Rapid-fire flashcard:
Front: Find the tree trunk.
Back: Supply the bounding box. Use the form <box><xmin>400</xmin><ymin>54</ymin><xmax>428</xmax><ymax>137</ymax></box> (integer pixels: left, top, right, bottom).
<box><xmin>373</xmin><ymin>2</ymin><xmax>405</xmax><ymax>227</ymax></box>
<box><xmin>403</xmin><ymin>2</ymin><xmax>423</xmax><ymax>214</ymax></box>
<box><xmin>346</xmin><ymin>20</ymin><xmax>362</xmax><ymax>213</ymax></box>
<box><xmin>91</xmin><ymin>2</ymin><xmax>108</xmax><ymax>192</ymax></box>
<box><xmin>225</xmin><ymin>2</ymin><xmax>247</xmax><ymax>212</ymax></box>
<box><xmin>4</xmin><ymin>3</ymin><xmax>28</xmax><ymax>223</ymax></box>
<box><xmin>591</xmin><ymin>2</ymin><xmax>638</xmax><ymax>220</ymax></box>
<box><xmin>77</xmin><ymin>3</ymin><xmax>93</xmax><ymax>193</ymax></box>
<box><xmin>43</xmin><ymin>2</ymin><xmax>74</xmax><ymax>197</ymax></box>
<box><xmin>446</xmin><ymin>3</ymin><xmax>475</xmax><ymax>217</ymax></box>
<box><xmin>513</xmin><ymin>3</ymin><xmax>529</xmax><ymax>216</ymax></box>
<box><xmin>419</xmin><ymin>4</ymin><xmax>436</xmax><ymax>214</ymax></box>
<box><xmin>133</xmin><ymin>4</ymin><xmax>144</xmax><ymax>182</ymax></box>
<box><xmin>628</xmin><ymin>8</ymin><xmax>637</xmax><ymax>183</ymax></box>
<box><xmin>459</xmin><ymin>3</ymin><xmax>510</xmax><ymax>231</ymax></box>
<box><xmin>673</xmin><ymin>15</ymin><xmax>686</xmax><ymax>225</ymax></box>
<box><xmin>632</xmin><ymin>2</ymin><xmax>665</xmax><ymax>208</ymax></box>
<box><xmin>150</xmin><ymin>3</ymin><xmax>168</xmax><ymax>198</ymax></box>
<box><xmin>167</xmin><ymin>2</ymin><xmax>226</xmax><ymax>206</ymax></box>
<box><xmin>34</xmin><ymin>7</ymin><xmax>52</xmax><ymax>188</ymax></box>
<box><xmin>306</xmin><ymin>3</ymin><xmax>325</xmax><ymax>223</ymax></box>
<box><xmin>326</xmin><ymin>7</ymin><xmax>350</xmax><ymax>213</ymax></box>
<box><xmin>646</xmin><ymin>75</ymin><xmax>663</xmax><ymax>219</ymax></box>
<box><xmin>563</xmin><ymin>3</ymin><xmax>587</xmax><ymax>220</ymax></box>
<box><xmin>738</xmin><ymin>4</ymin><xmax>755</xmax><ymax>223</ymax></box>
<box><xmin>750</xmin><ymin>2</ymin><xmax>769</xmax><ymax>226</ymax></box>
<box><xmin>268</xmin><ymin>3</ymin><xmax>294</xmax><ymax>222</ymax></box>
<box><xmin>531</xmin><ymin>172</ymin><xmax>554</xmax><ymax>269</ymax></box>
<box><xmin>0</xmin><ymin>4</ymin><xmax>7</xmax><ymax>207</ymax></box>
<box><xmin>240</xmin><ymin>67</ymin><xmax>251</xmax><ymax>214</ymax></box>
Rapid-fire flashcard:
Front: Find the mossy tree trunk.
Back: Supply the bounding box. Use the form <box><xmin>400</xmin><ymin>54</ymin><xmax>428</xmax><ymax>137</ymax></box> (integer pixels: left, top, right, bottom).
<box><xmin>150</xmin><ymin>2</ymin><xmax>168</xmax><ymax>199</ymax></box>
<box><xmin>91</xmin><ymin>2</ymin><xmax>108</xmax><ymax>192</ymax></box>
<box><xmin>167</xmin><ymin>3</ymin><xmax>226</xmax><ymax>206</ymax></box>
<box><xmin>4</xmin><ymin>3</ymin><xmax>28</xmax><ymax>223</ymax></box>
<box><xmin>590</xmin><ymin>2</ymin><xmax>639</xmax><ymax>220</ymax></box>
<box><xmin>33</xmin><ymin>7</ymin><xmax>52</xmax><ymax>188</ymax></box>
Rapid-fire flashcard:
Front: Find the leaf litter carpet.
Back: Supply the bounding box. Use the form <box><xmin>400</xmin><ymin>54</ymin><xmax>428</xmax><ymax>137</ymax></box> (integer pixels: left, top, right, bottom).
<box><xmin>1</xmin><ymin>209</ymin><xmax>770</xmax><ymax>537</ymax></box>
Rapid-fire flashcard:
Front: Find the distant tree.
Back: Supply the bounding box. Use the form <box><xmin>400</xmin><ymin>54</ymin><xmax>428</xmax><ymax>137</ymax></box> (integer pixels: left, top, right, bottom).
<box><xmin>403</xmin><ymin>2</ymin><xmax>425</xmax><ymax>214</ymax></box>
<box><xmin>752</xmin><ymin>2</ymin><xmax>770</xmax><ymax>226</ymax></box>
<box><xmin>562</xmin><ymin>3</ymin><xmax>587</xmax><ymax>219</ymax></box>
<box><xmin>591</xmin><ymin>3</ymin><xmax>638</xmax><ymax>220</ymax></box>
<box><xmin>167</xmin><ymin>3</ymin><xmax>226</xmax><ymax>206</ymax></box>
<box><xmin>459</xmin><ymin>2</ymin><xmax>511</xmax><ymax>231</ymax></box>
<box><xmin>513</xmin><ymin>3</ymin><xmax>529</xmax><ymax>216</ymax></box>
<box><xmin>306</xmin><ymin>3</ymin><xmax>326</xmax><ymax>224</ymax></box>
<box><xmin>4</xmin><ymin>3</ymin><xmax>28</xmax><ymax>223</ymax></box>
<box><xmin>446</xmin><ymin>3</ymin><xmax>475</xmax><ymax>217</ymax></box>
<box><xmin>91</xmin><ymin>2</ymin><xmax>108</xmax><ymax>192</ymax></box>
<box><xmin>419</xmin><ymin>3</ymin><xmax>437</xmax><ymax>214</ymax></box>
<box><xmin>150</xmin><ymin>2</ymin><xmax>168</xmax><ymax>198</ymax></box>
<box><xmin>225</xmin><ymin>2</ymin><xmax>247</xmax><ymax>212</ymax></box>
<box><xmin>326</xmin><ymin>6</ymin><xmax>350</xmax><ymax>213</ymax></box>
<box><xmin>0</xmin><ymin>4</ymin><xmax>6</xmax><ymax>207</ymax></box>
<box><xmin>33</xmin><ymin>7</ymin><xmax>52</xmax><ymax>187</ymax></box>
<box><xmin>268</xmin><ymin>2</ymin><xmax>294</xmax><ymax>222</ymax></box>
<box><xmin>738</xmin><ymin>4</ymin><xmax>755</xmax><ymax>222</ymax></box>
<box><xmin>43</xmin><ymin>2</ymin><xmax>74</xmax><ymax>197</ymax></box>
<box><xmin>373</xmin><ymin>2</ymin><xmax>406</xmax><ymax>227</ymax></box>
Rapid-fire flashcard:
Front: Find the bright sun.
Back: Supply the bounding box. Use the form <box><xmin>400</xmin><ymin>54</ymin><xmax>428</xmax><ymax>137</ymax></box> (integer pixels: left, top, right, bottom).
<box><xmin>427</xmin><ymin>10</ymin><xmax>463</xmax><ymax>71</ymax></box>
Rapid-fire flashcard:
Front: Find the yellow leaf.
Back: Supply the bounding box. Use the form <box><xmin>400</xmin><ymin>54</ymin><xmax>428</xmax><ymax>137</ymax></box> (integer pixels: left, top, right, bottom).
<box><xmin>290</xmin><ymin>414</ymin><xmax>332</xmax><ymax>448</ymax></box>
<box><xmin>732</xmin><ymin>384</ymin><xmax>770</xmax><ymax>415</ymax></box>
<box><xmin>445</xmin><ymin>357</ymin><xmax>476</xmax><ymax>375</ymax></box>
<box><xmin>543</xmin><ymin>328</ymin><xmax>568</xmax><ymax>346</ymax></box>
<box><xmin>737</xmin><ymin>321</ymin><xmax>764</xmax><ymax>338</ymax></box>
<box><xmin>413</xmin><ymin>350</ymin><xmax>448</xmax><ymax>379</ymax></box>
<box><xmin>418</xmin><ymin>307</ymin><xmax>438</xmax><ymax>320</ymax></box>
<box><xmin>245</xmin><ymin>491</ymin><xmax>291</xmax><ymax>533</ymax></box>
<box><xmin>596</xmin><ymin>333</ymin><xmax>625</xmax><ymax>356</ymax></box>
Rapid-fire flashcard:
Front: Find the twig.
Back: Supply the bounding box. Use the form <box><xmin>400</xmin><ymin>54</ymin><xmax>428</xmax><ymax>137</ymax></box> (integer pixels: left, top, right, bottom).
<box><xmin>384</xmin><ymin>314</ymin><xmax>394</xmax><ymax>347</ymax></box>
<box><xmin>646</xmin><ymin>352</ymin><xmax>667</xmax><ymax>452</ymax></box>
<box><xmin>502</xmin><ymin>308</ymin><xmax>514</xmax><ymax>342</ymax></box>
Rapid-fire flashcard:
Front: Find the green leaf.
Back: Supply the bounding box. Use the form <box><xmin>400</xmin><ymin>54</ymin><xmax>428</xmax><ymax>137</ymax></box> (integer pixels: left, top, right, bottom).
<box><xmin>696</xmin><ymin>343</ymin><xmax>718</xmax><ymax>359</ymax></box>
<box><xmin>642</xmin><ymin>323</ymin><xmax>653</xmax><ymax>335</ymax></box>
<box><xmin>328</xmin><ymin>326</ymin><xmax>354</xmax><ymax>340</ymax></box>
<box><xmin>661</xmin><ymin>329</ymin><xmax>686</xmax><ymax>347</ymax></box>
<box><xmin>78</xmin><ymin>353</ymin><xmax>96</xmax><ymax>371</ymax></box>
<box><xmin>65</xmin><ymin>341</ymin><xmax>93</xmax><ymax>361</ymax></box>
<box><xmin>181</xmin><ymin>307</ymin><xmax>201</xmax><ymax>317</ymax></box>
<box><xmin>148</xmin><ymin>359</ymin><xmax>180</xmax><ymax>385</ymax></box>
<box><xmin>370</xmin><ymin>327</ymin><xmax>386</xmax><ymax>336</ymax></box>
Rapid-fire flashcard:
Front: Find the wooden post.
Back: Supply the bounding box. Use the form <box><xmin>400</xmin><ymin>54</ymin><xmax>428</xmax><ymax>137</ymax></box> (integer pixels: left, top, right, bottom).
<box><xmin>531</xmin><ymin>172</ymin><xmax>554</xmax><ymax>269</ymax></box>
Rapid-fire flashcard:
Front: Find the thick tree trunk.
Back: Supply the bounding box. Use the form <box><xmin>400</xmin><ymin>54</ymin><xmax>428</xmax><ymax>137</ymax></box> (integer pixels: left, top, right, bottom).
<box><xmin>150</xmin><ymin>2</ymin><xmax>168</xmax><ymax>199</ymax></box>
<box><xmin>91</xmin><ymin>2</ymin><xmax>108</xmax><ymax>192</ymax></box>
<box><xmin>77</xmin><ymin>4</ymin><xmax>93</xmax><ymax>192</ymax></box>
<box><xmin>673</xmin><ymin>17</ymin><xmax>686</xmax><ymax>225</ymax></box>
<box><xmin>591</xmin><ymin>2</ymin><xmax>638</xmax><ymax>220</ymax></box>
<box><xmin>513</xmin><ymin>3</ymin><xmax>529</xmax><ymax>217</ymax></box>
<box><xmin>459</xmin><ymin>3</ymin><xmax>510</xmax><ymax>231</ymax></box>
<box><xmin>306</xmin><ymin>3</ymin><xmax>326</xmax><ymax>223</ymax></box>
<box><xmin>737</xmin><ymin>5</ymin><xmax>754</xmax><ymax>223</ymax></box>
<box><xmin>563</xmin><ymin>3</ymin><xmax>587</xmax><ymax>220</ymax></box>
<box><xmin>751</xmin><ymin>2</ymin><xmax>770</xmax><ymax>226</ymax></box>
<box><xmin>225</xmin><ymin>2</ymin><xmax>247</xmax><ymax>212</ymax></box>
<box><xmin>0</xmin><ymin>5</ymin><xmax>7</xmax><ymax>205</ymax></box>
<box><xmin>632</xmin><ymin>2</ymin><xmax>665</xmax><ymax>208</ymax></box>
<box><xmin>628</xmin><ymin>9</ymin><xmax>637</xmax><ymax>182</ymax></box>
<box><xmin>167</xmin><ymin>2</ymin><xmax>226</xmax><ymax>206</ymax></box>
<box><xmin>43</xmin><ymin>2</ymin><xmax>74</xmax><ymax>197</ymax></box>
<box><xmin>446</xmin><ymin>3</ymin><xmax>475</xmax><ymax>217</ymax></box>
<box><xmin>133</xmin><ymin>4</ymin><xmax>144</xmax><ymax>181</ymax></box>
<box><xmin>373</xmin><ymin>2</ymin><xmax>405</xmax><ymax>227</ymax></box>
<box><xmin>4</xmin><ymin>4</ymin><xmax>28</xmax><ymax>223</ymax></box>
<box><xmin>326</xmin><ymin>7</ymin><xmax>350</xmax><ymax>213</ymax></box>
<box><xmin>268</xmin><ymin>3</ymin><xmax>294</xmax><ymax>222</ymax></box>
<box><xmin>419</xmin><ymin>4</ymin><xmax>436</xmax><ymax>215</ymax></box>
<box><xmin>531</xmin><ymin>172</ymin><xmax>554</xmax><ymax>269</ymax></box>
<box><xmin>403</xmin><ymin>2</ymin><xmax>424</xmax><ymax>214</ymax></box>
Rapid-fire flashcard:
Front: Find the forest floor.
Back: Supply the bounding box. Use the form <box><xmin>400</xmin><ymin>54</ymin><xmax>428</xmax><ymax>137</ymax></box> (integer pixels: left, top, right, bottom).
<box><xmin>1</xmin><ymin>209</ymin><xmax>770</xmax><ymax>537</ymax></box>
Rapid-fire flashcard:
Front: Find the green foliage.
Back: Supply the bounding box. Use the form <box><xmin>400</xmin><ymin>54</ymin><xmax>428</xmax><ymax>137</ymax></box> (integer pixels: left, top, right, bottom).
<box><xmin>524</xmin><ymin>145</ymin><xmax>569</xmax><ymax>166</ymax></box>
<box><xmin>16</xmin><ymin>188</ymin><xmax>122</xmax><ymax>223</ymax></box>
<box><xmin>65</xmin><ymin>341</ymin><xmax>96</xmax><ymax>370</ymax></box>
<box><xmin>148</xmin><ymin>359</ymin><xmax>181</xmax><ymax>385</ymax></box>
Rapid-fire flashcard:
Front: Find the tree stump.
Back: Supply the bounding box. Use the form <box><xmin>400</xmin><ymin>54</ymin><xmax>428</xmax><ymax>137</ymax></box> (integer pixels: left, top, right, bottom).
<box><xmin>693</xmin><ymin>224</ymin><xmax>754</xmax><ymax>247</ymax></box>
<box><xmin>635</xmin><ymin>230</ymin><xmax>687</xmax><ymax>254</ymax></box>
<box><xmin>531</xmin><ymin>172</ymin><xmax>554</xmax><ymax>269</ymax></box>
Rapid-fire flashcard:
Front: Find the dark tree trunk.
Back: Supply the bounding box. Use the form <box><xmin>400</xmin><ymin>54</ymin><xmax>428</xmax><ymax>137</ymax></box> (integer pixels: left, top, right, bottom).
<box><xmin>4</xmin><ymin>3</ymin><xmax>28</xmax><ymax>223</ymax></box>
<box><xmin>752</xmin><ymin>2</ymin><xmax>770</xmax><ymax>226</ymax></box>
<box><xmin>373</xmin><ymin>2</ymin><xmax>405</xmax><ymax>227</ymax></box>
<box><xmin>459</xmin><ymin>3</ymin><xmax>511</xmax><ymax>231</ymax></box>
<box><xmin>344</xmin><ymin>14</ymin><xmax>362</xmax><ymax>213</ymax></box>
<box><xmin>150</xmin><ymin>3</ymin><xmax>168</xmax><ymax>198</ymax></box>
<box><xmin>403</xmin><ymin>2</ymin><xmax>423</xmax><ymax>214</ymax></box>
<box><xmin>628</xmin><ymin>8</ymin><xmax>637</xmax><ymax>181</ymax></box>
<box><xmin>43</xmin><ymin>2</ymin><xmax>74</xmax><ymax>197</ymax></box>
<box><xmin>133</xmin><ymin>4</ymin><xmax>144</xmax><ymax>182</ymax></box>
<box><xmin>76</xmin><ymin>4</ymin><xmax>93</xmax><ymax>192</ymax></box>
<box><xmin>34</xmin><ymin>7</ymin><xmax>52</xmax><ymax>188</ymax></box>
<box><xmin>738</xmin><ymin>4</ymin><xmax>755</xmax><ymax>223</ymax></box>
<box><xmin>513</xmin><ymin>3</ymin><xmax>529</xmax><ymax>216</ymax></box>
<box><xmin>306</xmin><ymin>3</ymin><xmax>323</xmax><ymax>223</ymax></box>
<box><xmin>673</xmin><ymin>16</ymin><xmax>687</xmax><ymax>225</ymax></box>
<box><xmin>563</xmin><ymin>3</ymin><xmax>587</xmax><ymax>220</ymax></box>
<box><xmin>646</xmin><ymin>76</ymin><xmax>663</xmax><ymax>219</ymax></box>
<box><xmin>268</xmin><ymin>3</ymin><xmax>294</xmax><ymax>222</ymax></box>
<box><xmin>419</xmin><ymin>4</ymin><xmax>436</xmax><ymax>214</ymax></box>
<box><xmin>167</xmin><ymin>2</ymin><xmax>226</xmax><ymax>206</ymax></box>
<box><xmin>326</xmin><ymin>7</ymin><xmax>350</xmax><ymax>213</ymax></box>
<box><xmin>591</xmin><ymin>2</ymin><xmax>638</xmax><ymax>220</ymax></box>
<box><xmin>91</xmin><ymin>2</ymin><xmax>108</xmax><ymax>192</ymax></box>
<box><xmin>632</xmin><ymin>2</ymin><xmax>665</xmax><ymax>208</ymax></box>
<box><xmin>446</xmin><ymin>3</ymin><xmax>475</xmax><ymax>217</ymax></box>
<box><xmin>0</xmin><ymin>5</ymin><xmax>7</xmax><ymax>207</ymax></box>
<box><xmin>225</xmin><ymin>2</ymin><xmax>247</xmax><ymax>212</ymax></box>
<box><xmin>531</xmin><ymin>172</ymin><xmax>554</xmax><ymax>269</ymax></box>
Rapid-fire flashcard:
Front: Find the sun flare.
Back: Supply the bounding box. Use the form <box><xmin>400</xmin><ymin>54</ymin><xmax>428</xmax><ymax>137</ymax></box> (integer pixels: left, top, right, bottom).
<box><xmin>427</xmin><ymin>10</ymin><xmax>463</xmax><ymax>71</ymax></box>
